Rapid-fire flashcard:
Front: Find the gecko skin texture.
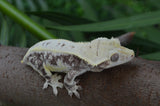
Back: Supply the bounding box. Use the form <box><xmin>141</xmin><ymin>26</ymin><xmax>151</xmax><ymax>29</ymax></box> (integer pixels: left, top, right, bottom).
<box><xmin>21</xmin><ymin>37</ymin><xmax>135</xmax><ymax>98</ymax></box>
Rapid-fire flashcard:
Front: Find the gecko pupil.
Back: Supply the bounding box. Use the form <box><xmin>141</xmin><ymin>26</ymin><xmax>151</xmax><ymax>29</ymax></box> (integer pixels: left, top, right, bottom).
<box><xmin>110</xmin><ymin>53</ymin><xmax>119</xmax><ymax>62</ymax></box>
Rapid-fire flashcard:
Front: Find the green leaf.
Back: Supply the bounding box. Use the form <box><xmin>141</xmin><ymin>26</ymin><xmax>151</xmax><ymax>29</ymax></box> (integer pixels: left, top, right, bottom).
<box><xmin>128</xmin><ymin>37</ymin><xmax>160</xmax><ymax>55</ymax></box>
<box><xmin>18</xmin><ymin>30</ymin><xmax>26</xmax><ymax>47</ymax></box>
<box><xmin>26</xmin><ymin>0</ymin><xmax>37</xmax><ymax>11</ymax></box>
<box><xmin>46</xmin><ymin>11</ymin><xmax>160</xmax><ymax>32</ymax></box>
<box><xmin>27</xmin><ymin>11</ymin><xmax>93</xmax><ymax>25</ymax></box>
<box><xmin>77</xmin><ymin>0</ymin><xmax>98</xmax><ymax>21</ymax></box>
<box><xmin>37</xmin><ymin>0</ymin><xmax>48</xmax><ymax>11</ymax></box>
<box><xmin>15</xmin><ymin>0</ymin><xmax>24</xmax><ymax>10</ymax></box>
<box><xmin>70</xmin><ymin>31</ymin><xmax>85</xmax><ymax>41</ymax></box>
<box><xmin>140</xmin><ymin>51</ymin><xmax>160</xmax><ymax>61</ymax></box>
<box><xmin>133</xmin><ymin>27</ymin><xmax>160</xmax><ymax>45</ymax></box>
<box><xmin>12</xmin><ymin>25</ymin><xmax>26</xmax><ymax>47</ymax></box>
<box><xmin>0</xmin><ymin>15</ymin><xmax>9</xmax><ymax>45</ymax></box>
<box><xmin>0</xmin><ymin>0</ymin><xmax>55</xmax><ymax>40</ymax></box>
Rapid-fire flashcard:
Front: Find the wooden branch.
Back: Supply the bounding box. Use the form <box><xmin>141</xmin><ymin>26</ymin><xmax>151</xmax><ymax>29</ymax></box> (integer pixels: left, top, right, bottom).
<box><xmin>118</xmin><ymin>32</ymin><xmax>135</xmax><ymax>46</ymax></box>
<box><xmin>0</xmin><ymin>46</ymin><xmax>160</xmax><ymax>106</ymax></box>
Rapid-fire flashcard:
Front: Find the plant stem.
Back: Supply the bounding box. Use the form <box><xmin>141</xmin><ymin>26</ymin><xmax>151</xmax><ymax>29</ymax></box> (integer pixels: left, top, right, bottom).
<box><xmin>0</xmin><ymin>0</ymin><xmax>55</xmax><ymax>39</ymax></box>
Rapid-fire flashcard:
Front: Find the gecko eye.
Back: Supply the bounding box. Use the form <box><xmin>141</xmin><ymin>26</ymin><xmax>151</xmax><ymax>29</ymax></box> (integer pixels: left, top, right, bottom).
<box><xmin>110</xmin><ymin>53</ymin><xmax>119</xmax><ymax>62</ymax></box>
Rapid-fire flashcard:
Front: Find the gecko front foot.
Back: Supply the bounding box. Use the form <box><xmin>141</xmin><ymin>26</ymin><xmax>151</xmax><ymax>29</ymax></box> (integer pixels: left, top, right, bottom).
<box><xmin>64</xmin><ymin>81</ymin><xmax>82</xmax><ymax>99</ymax></box>
<box><xmin>43</xmin><ymin>74</ymin><xmax>63</xmax><ymax>96</ymax></box>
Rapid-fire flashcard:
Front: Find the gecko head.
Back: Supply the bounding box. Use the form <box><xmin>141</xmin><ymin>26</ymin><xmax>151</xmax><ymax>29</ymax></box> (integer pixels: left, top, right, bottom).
<box><xmin>97</xmin><ymin>38</ymin><xmax>135</xmax><ymax>69</ymax></box>
<box><xmin>104</xmin><ymin>46</ymin><xmax>135</xmax><ymax>69</ymax></box>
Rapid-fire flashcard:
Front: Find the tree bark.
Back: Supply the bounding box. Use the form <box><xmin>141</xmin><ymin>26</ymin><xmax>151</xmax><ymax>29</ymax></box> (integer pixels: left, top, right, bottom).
<box><xmin>0</xmin><ymin>46</ymin><xmax>160</xmax><ymax>106</ymax></box>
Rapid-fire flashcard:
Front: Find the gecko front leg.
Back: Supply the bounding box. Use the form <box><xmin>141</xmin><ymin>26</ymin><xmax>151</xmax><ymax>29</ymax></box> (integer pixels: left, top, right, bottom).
<box><xmin>42</xmin><ymin>64</ymin><xmax>63</xmax><ymax>96</ymax></box>
<box><xmin>64</xmin><ymin>69</ymin><xmax>87</xmax><ymax>98</ymax></box>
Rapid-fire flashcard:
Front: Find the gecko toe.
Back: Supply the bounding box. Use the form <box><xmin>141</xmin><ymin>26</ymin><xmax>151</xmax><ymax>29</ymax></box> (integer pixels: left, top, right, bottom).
<box><xmin>68</xmin><ymin>91</ymin><xmax>73</xmax><ymax>97</ymax></box>
<box><xmin>65</xmin><ymin>84</ymin><xmax>81</xmax><ymax>98</ymax></box>
<box><xmin>77</xmin><ymin>85</ymin><xmax>82</xmax><ymax>90</ymax></box>
<box><xmin>73</xmin><ymin>90</ymin><xmax>80</xmax><ymax>99</ymax></box>
<box><xmin>53</xmin><ymin>87</ymin><xmax>58</xmax><ymax>96</ymax></box>
<box><xmin>43</xmin><ymin>80</ymin><xmax>49</xmax><ymax>89</ymax></box>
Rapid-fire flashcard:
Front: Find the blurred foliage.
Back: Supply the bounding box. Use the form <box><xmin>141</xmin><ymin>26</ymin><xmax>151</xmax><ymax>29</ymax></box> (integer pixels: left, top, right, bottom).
<box><xmin>0</xmin><ymin>0</ymin><xmax>160</xmax><ymax>60</ymax></box>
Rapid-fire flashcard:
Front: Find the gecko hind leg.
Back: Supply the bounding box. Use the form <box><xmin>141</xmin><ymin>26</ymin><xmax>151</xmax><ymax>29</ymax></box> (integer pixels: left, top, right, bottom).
<box><xmin>64</xmin><ymin>70</ymin><xmax>86</xmax><ymax>98</ymax></box>
<box><xmin>42</xmin><ymin>64</ymin><xmax>63</xmax><ymax>96</ymax></box>
<box><xmin>64</xmin><ymin>80</ymin><xmax>82</xmax><ymax>98</ymax></box>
